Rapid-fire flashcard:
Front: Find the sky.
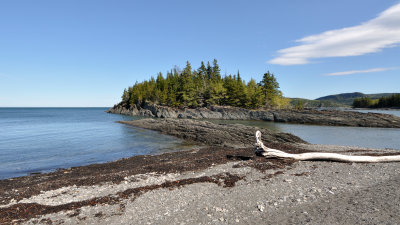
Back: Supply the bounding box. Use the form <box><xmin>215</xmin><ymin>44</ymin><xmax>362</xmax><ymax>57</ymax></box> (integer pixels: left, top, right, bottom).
<box><xmin>0</xmin><ymin>0</ymin><xmax>399</xmax><ymax>107</ymax></box>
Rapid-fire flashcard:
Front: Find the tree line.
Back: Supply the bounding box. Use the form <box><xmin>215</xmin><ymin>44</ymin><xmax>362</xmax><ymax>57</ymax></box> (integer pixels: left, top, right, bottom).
<box><xmin>120</xmin><ymin>59</ymin><xmax>289</xmax><ymax>109</ymax></box>
<box><xmin>352</xmin><ymin>94</ymin><xmax>400</xmax><ymax>108</ymax></box>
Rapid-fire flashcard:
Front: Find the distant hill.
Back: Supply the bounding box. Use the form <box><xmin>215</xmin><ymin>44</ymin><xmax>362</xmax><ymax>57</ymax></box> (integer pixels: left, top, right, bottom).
<box><xmin>315</xmin><ymin>92</ymin><xmax>398</xmax><ymax>106</ymax></box>
<box><xmin>289</xmin><ymin>98</ymin><xmax>347</xmax><ymax>108</ymax></box>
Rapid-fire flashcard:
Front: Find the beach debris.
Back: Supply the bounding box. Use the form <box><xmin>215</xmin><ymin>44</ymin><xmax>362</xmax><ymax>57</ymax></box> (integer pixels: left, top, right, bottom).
<box><xmin>255</xmin><ymin>131</ymin><xmax>400</xmax><ymax>163</ymax></box>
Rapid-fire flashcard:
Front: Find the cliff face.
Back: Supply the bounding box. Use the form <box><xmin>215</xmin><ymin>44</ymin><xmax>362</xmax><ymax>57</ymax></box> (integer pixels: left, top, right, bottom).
<box><xmin>107</xmin><ymin>103</ymin><xmax>400</xmax><ymax>128</ymax></box>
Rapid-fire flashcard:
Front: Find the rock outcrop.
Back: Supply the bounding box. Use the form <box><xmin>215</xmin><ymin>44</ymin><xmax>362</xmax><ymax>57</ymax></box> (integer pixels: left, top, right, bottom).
<box><xmin>107</xmin><ymin>103</ymin><xmax>400</xmax><ymax>128</ymax></box>
<box><xmin>119</xmin><ymin>118</ymin><xmax>306</xmax><ymax>148</ymax></box>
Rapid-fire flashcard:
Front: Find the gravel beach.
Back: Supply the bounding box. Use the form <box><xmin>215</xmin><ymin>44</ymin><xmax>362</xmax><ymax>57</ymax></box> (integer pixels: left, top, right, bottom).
<box><xmin>1</xmin><ymin>119</ymin><xmax>400</xmax><ymax>224</ymax></box>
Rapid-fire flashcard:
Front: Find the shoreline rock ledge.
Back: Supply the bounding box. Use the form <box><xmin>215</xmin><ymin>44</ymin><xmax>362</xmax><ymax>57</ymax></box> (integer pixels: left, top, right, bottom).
<box><xmin>119</xmin><ymin>118</ymin><xmax>306</xmax><ymax>148</ymax></box>
<box><xmin>107</xmin><ymin>103</ymin><xmax>400</xmax><ymax>128</ymax></box>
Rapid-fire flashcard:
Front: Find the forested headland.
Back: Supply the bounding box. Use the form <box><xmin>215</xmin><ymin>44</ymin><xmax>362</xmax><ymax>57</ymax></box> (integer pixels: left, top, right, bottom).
<box><xmin>120</xmin><ymin>59</ymin><xmax>289</xmax><ymax>109</ymax></box>
<box><xmin>352</xmin><ymin>94</ymin><xmax>400</xmax><ymax>108</ymax></box>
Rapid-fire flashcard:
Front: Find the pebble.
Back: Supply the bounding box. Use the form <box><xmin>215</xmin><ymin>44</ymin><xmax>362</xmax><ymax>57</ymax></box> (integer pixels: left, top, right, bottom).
<box><xmin>215</xmin><ymin>207</ymin><xmax>228</xmax><ymax>213</ymax></box>
<box><xmin>257</xmin><ymin>205</ymin><xmax>264</xmax><ymax>212</ymax></box>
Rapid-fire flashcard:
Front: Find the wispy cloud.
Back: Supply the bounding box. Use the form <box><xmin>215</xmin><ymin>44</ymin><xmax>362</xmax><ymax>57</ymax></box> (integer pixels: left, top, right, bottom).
<box><xmin>269</xmin><ymin>3</ymin><xmax>400</xmax><ymax>65</ymax></box>
<box><xmin>324</xmin><ymin>67</ymin><xmax>397</xmax><ymax>76</ymax></box>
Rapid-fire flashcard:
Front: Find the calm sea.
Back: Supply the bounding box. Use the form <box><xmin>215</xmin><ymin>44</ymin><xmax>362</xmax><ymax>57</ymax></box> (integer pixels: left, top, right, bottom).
<box><xmin>211</xmin><ymin>108</ymin><xmax>400</xmax><ymax>151</ymax></box>
<box><xmin>0</xmin><ymin>108</ymin><xmax>193</xmax><ymax>179</ymax></box>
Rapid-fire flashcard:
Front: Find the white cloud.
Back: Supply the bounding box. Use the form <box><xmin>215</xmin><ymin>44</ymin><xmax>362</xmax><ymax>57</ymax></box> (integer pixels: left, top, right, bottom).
<box><xmin>269</xmin><ymin>3</ymin><xmax>400</xmax><ymax>65</ymax></box>
<box><xmin>324</xmin><ymin>67</ymin><xmax>396</xmax><ymax>76</ymax></box>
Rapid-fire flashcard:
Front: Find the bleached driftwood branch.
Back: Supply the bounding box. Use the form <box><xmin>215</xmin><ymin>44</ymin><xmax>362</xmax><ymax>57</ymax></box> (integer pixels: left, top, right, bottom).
<box><xmin>255</xmin><ymin>131</ymin><xmax>400</xmax><ymax>163</ymax></box>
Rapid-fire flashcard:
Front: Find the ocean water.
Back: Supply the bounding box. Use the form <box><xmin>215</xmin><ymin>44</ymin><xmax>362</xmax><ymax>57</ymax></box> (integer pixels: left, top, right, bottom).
<box><xmin>214</xmin><ymin>109</ymin><xmax>400</xmax><ymax>149</ymax></box>
<box><xmin>0</xmin><ymin>108</ymin><xmax>193</xmax><ymax>179</ymax></box>
<box><xmin>211</xmin><ymin>115</ymin><xmax>400</xmax><ymax>150</ymax></box>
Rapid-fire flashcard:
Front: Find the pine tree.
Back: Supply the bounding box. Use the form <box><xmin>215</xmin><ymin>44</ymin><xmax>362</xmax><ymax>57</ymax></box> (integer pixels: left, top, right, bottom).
<box><xmin>195</xmin><ymin>63</ymin><xmax>207</xmax><ymax>106</ymax></box>
<box><xmin>198</xmin><ymin>61</ymin><xmax>207</xmax><ymax>80</ymax></box>
<box><xmin>246</xmin><ymin>79</ymin><xmax>264</xmax><ymax>108</ymax></box>
<box><xmin>235</xmin><ymin>71</ymin><xmax>247</xmax><ymax>107</ymax></box>
<box><xmin>212</xmin><ymin>59</ymin><xmax>221</xmax><ymax>81</ymax></box>
<box><xmin>259</xmin><ymin>71</ymin><xmax>280</xmax><ymax>108</ymax></box>
<box><xmin>178</xmin><ymin>61</ymin><xmax>198</xmax><ymax>107</ymax></box>
<box><xmin>119</xmin><ymin>60</ymin><xmax>285</xmax><ymax>110</ymax></box>
<box><xmin>156</xmin><ymin>72</ymin><xmax>167</xmax><ymax>104</ymax></box>
<box><xmin>121</xmin><ymin>88</ymin><xmax>130</xmax><ymax>104</ymax></box>
<box><xmin>206</xmin><ymin>61</ymin><xmax>213</xmax><ymax>80</ymax></box>
<box><xmin>222</xmin><ymin>75</ymin><xmax>233</xmax><ymax>105</ymax></box>
<box><xmin>131</xmin><ymin>81</ymin><xmax>143</xmax><ymax>106</ymax></box>
<box><xmin>166</xmin><ymin>70</ymin><xmax>178</xmax><ymax>106</ymax></box>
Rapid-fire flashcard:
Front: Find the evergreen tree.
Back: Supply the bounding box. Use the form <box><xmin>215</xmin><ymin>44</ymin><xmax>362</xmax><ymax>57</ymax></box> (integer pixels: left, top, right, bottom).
<box><xmin>259</xmin><ymin>71</ymin><xmax>280</xmax><ymax>108</ymax></box>
<box><xmin>376</xmin><ymin>94</ymin><xmax>400</xmax><ymax>108</ymax></box>
<box><xmin>223</xmin><ymin>75</ymin><xmax>236</xmax><ymax>106</ymax></box>
<box><xmin>246</xmin><ymin>79</ymin><xmax>264</xmax><ymax>108</ymax></box>
<box><xmin>166</xmin><ymin>70</ymin><xmax>178</xmax><ymax>106</ymax></box>
<box><xmin>130</xmin><ymin>81</ymin><xmax>142</xmax><ymax>106</ymax></box>
<box><xmin>178</xmin><ymin>61</ymin><xmax>197</xmax><ymax>107</ymax></box>
<box><xmin>212</xmin><ymin>59</ymin><xmax>221</xmax><ymax>81</ymax></box>
<box><xmin>198</xmin><ymin>61</ymin><xmax>207</xmax><ymax>80</ymax></box>
<box><xmin>207</xmin><ymin>81</ymin><xmax>226</xmax><ymax>106</ymax></box>
<box><xmin>121</xmin><ymin>88</ymin><xmax>130</xmax><ymax>104</ymax></box>
<box><xmin>235</xmin><ymin>72</ymin><xmax>247</xmax><ymax>107</ymax></box>
<box><xmin>120</xmin><ymin>60</ymin><xmax>286</xmax><ymax>110</ymax></box>
<box><xmin>194</xmin><ymin>64</ymin><xmax>206</xmax><ymax>106</ymax></box>
<box><xmin>156</xmin><ymin>72</ymin><xmax>167</xmax><ymax>104</ymax></box>
<box><xmin>206</xmin><ymin>61</ymin><xmax>213</xmax><ymax>80</ymax></box>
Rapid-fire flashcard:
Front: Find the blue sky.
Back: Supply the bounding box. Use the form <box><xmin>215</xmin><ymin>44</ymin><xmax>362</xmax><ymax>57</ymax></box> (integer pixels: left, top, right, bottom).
<box><xmin>0</xmin><ymin>0</ymin><xmax>399</xmax><ymax>107</ymax></box>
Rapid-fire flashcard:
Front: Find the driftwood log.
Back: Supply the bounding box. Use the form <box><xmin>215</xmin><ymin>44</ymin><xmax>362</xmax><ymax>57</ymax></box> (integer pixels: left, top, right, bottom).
<box><xmin>255</xmin><ymin>131</ymin><xmax>400</xmax><ymax>163</ymax></box>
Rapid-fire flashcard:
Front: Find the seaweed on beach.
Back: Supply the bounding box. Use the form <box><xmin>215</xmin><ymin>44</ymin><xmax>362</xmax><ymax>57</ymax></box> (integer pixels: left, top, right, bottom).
<box><xmin>0</xmin><ymin>142</ymin><xmax>307</xmax><ymax>206</ymax></box>
<box><xmin>0</xmin><ymin>172</ymin><xmax>244</xmax><ymax>224</ymax></box>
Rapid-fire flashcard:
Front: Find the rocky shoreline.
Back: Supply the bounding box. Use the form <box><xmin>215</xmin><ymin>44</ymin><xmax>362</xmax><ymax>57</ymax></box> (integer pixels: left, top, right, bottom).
<box><xmin>118</xmin><ymin>118</ymin><xmax>306</xmax><ymax>149</ymax></box>
<box><xmin>1</xmin><ymin>118</ymin><xmax>400</xmax><ymax>224</ymax></box>
<box><xmin>107</xmin><ymin>103</ymin><xmax>400</xmax><ymax>128</ymax></box>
